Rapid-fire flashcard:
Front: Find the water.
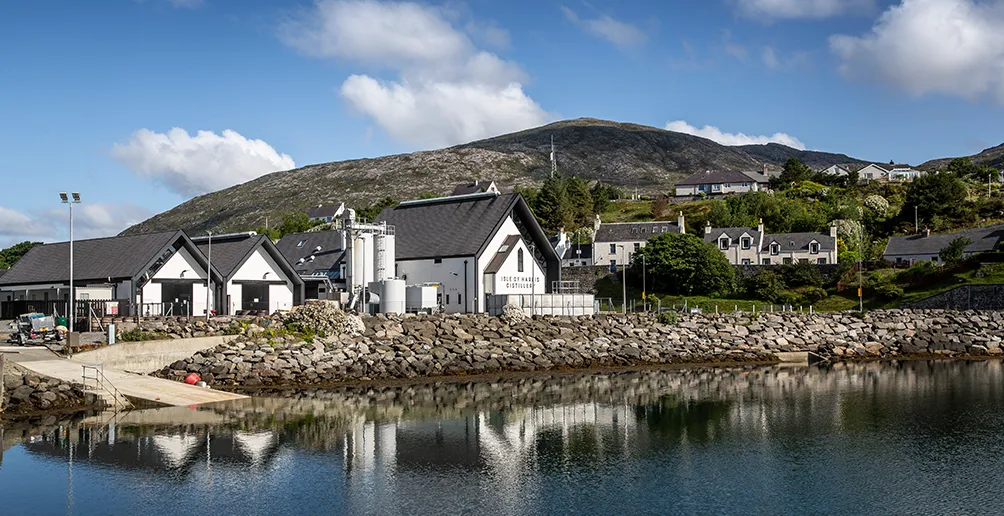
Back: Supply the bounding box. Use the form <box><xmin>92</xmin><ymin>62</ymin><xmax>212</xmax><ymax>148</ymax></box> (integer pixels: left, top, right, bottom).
<box><xmin>4</xmin><ymin>360</ymin><xmax>1004</xmax><ymax>515</ymax></box>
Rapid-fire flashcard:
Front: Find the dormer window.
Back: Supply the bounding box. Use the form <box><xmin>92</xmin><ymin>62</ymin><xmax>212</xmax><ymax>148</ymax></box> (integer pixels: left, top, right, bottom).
<box><xmin>809</xmin><ymin>242</ymin><xmax>820</xmax><ymax>254</ymax></box>
<box><xmin>770</xmin><ymin>243</ymin><xmax>780</xmax><ymax>255</ymax></box>
<box><xmin>719</xmin><ymin>237</ymin><xmax>730</xmax><ymax>250</ymax></box>
<box><xmin>741</xmin><ymin>237</ymin><xmax>751</xmax><ymax>250</ymax></box>
<box><xmin>297</xmin><ymin>240</ymin><xmax>306</xmax><ymax>247</ymax></box>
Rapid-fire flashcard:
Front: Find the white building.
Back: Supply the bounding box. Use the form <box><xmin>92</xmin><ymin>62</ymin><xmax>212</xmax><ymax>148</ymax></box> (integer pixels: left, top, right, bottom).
<box><xmin>193</xmin><ymin>233</ymin><xmax>303</xmax><ymax>315</ymax></box>
<box><xmin>820</xmin><ymin>165</ymin><xmax>850</xmax><ymax>177</ymax></box>
<box><xmin>376</xmin><ymin>192</ymin><xmax>559</xmax><ymax>314</ymax></box>
<box><xmin>674</xmin><ymin>170</ymin><xmax>768</xmax><ymax>197</ymax></box>
<box><xmin>593</xmin><ymin>213</ymin><xmax>686</xmax><ymax>267</ymax></box>
<box><xmin>857</xmin><ymin>163</ymin><xmax>924</xmax><ymax>182</ymax></box>
<box><xmin>705</xmin><ymin>220</ymin><xmax>839</xmax><ymax>265</ymax></box>
<box><xmin>306</xmin><ymin>203</ymin><xmax>346</xmax><ymax>224</ymax></box>
<box><xmin>0</xmin><ymin>231</ymin><xmax>224</xmax><ymax>319</ymax></box>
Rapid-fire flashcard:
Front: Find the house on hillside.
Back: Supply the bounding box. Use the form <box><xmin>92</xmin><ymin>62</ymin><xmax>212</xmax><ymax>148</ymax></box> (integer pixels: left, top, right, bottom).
<box><xmin>857</xmin><ymin>164</ymin><xmax>925</xmax><ymax>183</ymax></box>
<box><xmin>451</xmin><ymin>180</ymin><xmax>500</xmax><ymax>196</ymax></box>
<box><xmin>888</xmin><ymin>165</ymin><xmax>924</xmax><ymax>182</ymax></box>
<box><xmin>883</xmin><ymin>225</ymin><xmax>1004</xmax><ymax>266</ymax></box>
<box><xmin>275</xmin><ymin>230</ymin><xmax>347</xmax><ymax>300</ymax></box>
<box><xmin>705</xmin><ymin>220</ymin><xmax>838</xmax><ymax>265</ymax></box>
<box><xmin>820</xmin><ymin>165</ymin><xmax>850</xmax><ymax>177</ymax></box>
<box><xmin>593</xmin><ymin>214</ymin><xmax>686</xmax><ymax>267</ymax></box>
<box><xmin>191</xmin><ymin>233</ymin><xmax>303</xmax><ymax>315</ymax></box>
<box><xmin>674</xmin><ymin>171</ymin><xmax>768</xmax><ymax>197</ymax></box>
<box><xmin>562</xmin><ymin>244</ymin><xmax>594</xmax><ymax>267</ymax></box>
<box><xmin>307</xmin><ymin>204</ymin><xmax>346</xmax><ymax>224</ymax></box>
<box><xmin>0</xmin><ymin>231</ymin><xmax>223</xmax><ymax>318</ymax></box>
<box><xmin>375</xmin><ymin>192</ymin><xmax>559</xmax><ymax>314</ymax></box>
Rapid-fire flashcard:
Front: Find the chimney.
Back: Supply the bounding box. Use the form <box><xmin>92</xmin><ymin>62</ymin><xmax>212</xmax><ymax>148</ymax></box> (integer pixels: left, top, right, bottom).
<box><xmin>925</xmin><ymin>226</ymin><xmax>931</xmax><ymax>238</ymax></box>
<box><xmin>475</xmin><ymin>179</ymin><xmax>479</xmax><ymax>186</ymax></box>
<box><xmin>829</xmin><ymin>223</ymin><xmax>838</xmax><ymax>239</ymax></box>
<box><xmin>677</xmin><ymin>211</ymin><xmax>686</xmax><ymax>234</ymax></box>
<box><xmin>763</xmin><ymin>163</ymin><xmax>768</xmax><ymax>175</ymax></box>
<box><xmin>594</xmin><ymin>215</ymin><xmax>602</xmax><ymax>234</ymax></box>
<box><xmin>705</xmin><ymin>221</ymin><xmax>712</xmax><ymax>235</ymax></box>
<box><xmin>757</xmin><ymin>218</ymin><xmax>764</xmax><ymax>236</ymax></box>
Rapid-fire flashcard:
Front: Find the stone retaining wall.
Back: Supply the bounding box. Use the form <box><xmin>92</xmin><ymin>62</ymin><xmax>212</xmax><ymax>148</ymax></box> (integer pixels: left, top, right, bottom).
<box><xmin>908</xmin><ymin>285</ymin><xmax>1004</xmax><ymax>311</ymax></box>
<box><xmin>1</xmin><ymin>361</ymin><xmax>105</xmax><ymax>417</ymax></box>
<box><xmin>154</xmin><ymin>309</ymin><xmax>1004</xmax><ymax>388</ymax></box>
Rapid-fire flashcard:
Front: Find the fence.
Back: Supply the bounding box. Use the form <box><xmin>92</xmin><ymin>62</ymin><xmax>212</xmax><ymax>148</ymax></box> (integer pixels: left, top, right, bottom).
<box><xmin>0</xmin><ymin>300</ymin><xmax>66</xmax><ymax>320</ymax></box>
<box><xmin>486</xmin><ymin>293</ymin><xmax>597</xmax><ymax>317</ymax></box>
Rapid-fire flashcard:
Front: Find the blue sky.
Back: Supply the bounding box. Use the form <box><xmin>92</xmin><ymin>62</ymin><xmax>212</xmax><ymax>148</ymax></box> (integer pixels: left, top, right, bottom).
<box><xmin>2</xmin><ymin>0</ymin><xmax>1003</xmax><ymax>248</ymax></box>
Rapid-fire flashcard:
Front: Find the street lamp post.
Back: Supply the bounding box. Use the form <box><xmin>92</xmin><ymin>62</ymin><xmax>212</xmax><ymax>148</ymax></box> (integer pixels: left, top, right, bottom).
<box><xmin>205</xmin><ymin>231</ymin><xmax>212</xmax><ymax>321</ymax></box>
<box><xmin>641</xmin><ymin>254</ymin><xmax>647</xmax><ymax>312</ymax></box>
<box><xmin>617</xmin><ymin>245</ymin><xmax>627</xmax><ymax>314</ymax></box>
<box><xmin>59</xmin><ymin>192</ymin><xmax>80</xmax><ymax>334</ymax></box>
<box><xmin>858</xmin><ymin>225</ymin><xmax>863</xmax><ymax>313</ymax></box>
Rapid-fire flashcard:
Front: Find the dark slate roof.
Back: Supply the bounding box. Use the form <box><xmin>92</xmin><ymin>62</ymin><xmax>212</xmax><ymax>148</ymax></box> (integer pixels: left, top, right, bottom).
<box><xmin>484</xmin><ymin>235</ymin><xmax>521</xmax><ymax>274</ymax></box>
<box><xmin>0</xmin><ymin>231</ymin><xmax>184</xmax><ymax>286</ymax></box>
<box><xmin>762</xmin><ymin>232</ymin><xmax>836</xmax><ymax>252</ymax></box>
<box><xmin>704</xmin><ymin>227</ymin><xmax>762</xmax><ymax>243</ymax></box>
<box><xmin>0</xmin><ymin>269</ymin><xmax>6</xmax><ymax>281</ymax></box>
<box><xmin>562</xmin><ymin>245</ymin><xmax>593</xmax><ymax>260</ymax></box>
<box><xmin>307</xmin><ymin>205</ymin><xmax>342</xmax><ymax>219</ymax></box>
<box><xmin>676</xmin><ymin>170</ymin><xmax>767</xmax><ymax>186</ymax></box>
<box><xmin>193</xmin><ymin>234</ymin><xmax>265</xmax><ymax>278</ymax></box>
<box><xmin>884</xmin><ymin>224</ymin><xmax>1004</xmax><ymax>257</ymax></box>
<box><xmin>377</xmin><ymin>193</ymin><xmax>520</xmax><ymax>260</ymax></box>
<box><xmin>594</xmin><ymin>222</ymin><xmax>683</xmax><ymax>243</ymax></box>
<box><xmin>276</xmin><ymin>231</ymin><xmax>345</xmax><ymax>277</ymax></box>
<box><xmin>451</xmin><ymin>181</ymin><xmax>493</xmax><ymax>196</ymax></box>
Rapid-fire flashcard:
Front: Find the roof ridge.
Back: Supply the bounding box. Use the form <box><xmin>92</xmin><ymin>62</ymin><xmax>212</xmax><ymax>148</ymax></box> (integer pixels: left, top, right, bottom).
<box><xmin>35</xmin><ymin>230</ymin><xmax>179</xmax><ymax>247</ymax></box>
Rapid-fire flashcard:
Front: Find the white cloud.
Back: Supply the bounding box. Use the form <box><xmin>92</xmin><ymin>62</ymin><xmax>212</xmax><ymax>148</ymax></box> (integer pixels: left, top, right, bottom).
<box><xmin>111</xmin><ymin>128</ymin><xmax>296</xmax><ymax>197</ymax></box>
<box><xmin>0</xmin><ymin>203</ymin><xmax>153</xmax><ymax>249</ymax></box>
<box><xmin>761</xmin><ymin>46</ymin><xmax>811</xmax><ymax>70</ymax></box>
<box><xmin>280</xmin><ymin>0</ymin><xmax>551</xmax><ymax>148</ymax></box>
<box><xmin>735</xmin><ymin>0</ymin><xmax>874</xmax><ymax>18</ymax></box>
<box><xmin>560</xmin><ymin>6</ymin><xmax>646</xmax><ymax>49</ymax></box>
<box><xmin>665</xmin><ymin>120</ymin><xmax>807</xmax><ymax>149</ymax></box>
<box><xmin>830</xmin><ymin>0</ymin><xmax>1004</xmax><ymax>103</ymax></box>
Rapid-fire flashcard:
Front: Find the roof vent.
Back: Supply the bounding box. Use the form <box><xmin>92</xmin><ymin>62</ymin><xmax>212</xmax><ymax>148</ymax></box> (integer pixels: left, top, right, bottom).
<box><xmin>297</xmin><ymin>258</ymin><xmax>305</xmax><ymax>264</ymax></box>
<box><xmin>314</xmin><ymin>245</ymin><xmax>323</xmax><ymax>252</ymax></box>
<box><xmin>308</xmin><ymin>255</ymin><xmax>316</xmax><ymax>262</ymax></box>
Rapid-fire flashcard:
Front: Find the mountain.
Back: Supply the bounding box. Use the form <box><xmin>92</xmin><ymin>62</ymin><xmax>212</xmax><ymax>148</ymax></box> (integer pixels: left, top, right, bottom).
<box><xmin>920</xmin><ymin>143</ymin><xmax>1004</xmax><ymax>172</ymax></box>
<box><xmin>122</xmin><ymin>118</ymin><xmax>867</xmax><ymax>235</ymax></box>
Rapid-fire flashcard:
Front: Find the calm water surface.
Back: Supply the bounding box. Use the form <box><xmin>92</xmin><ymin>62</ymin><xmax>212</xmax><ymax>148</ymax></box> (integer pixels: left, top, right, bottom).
<box><xmin>3</xmin><ymin>361</ymin><xmax>1004</xmax><ymax>515</ymax></box>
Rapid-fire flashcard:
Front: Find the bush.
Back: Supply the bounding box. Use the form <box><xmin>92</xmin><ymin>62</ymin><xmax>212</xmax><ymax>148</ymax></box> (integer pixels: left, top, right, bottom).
<box><xmin>743</xmin><ymin>269</ymin><xmax>786</xmax><ymax>303</ymax></box>
<box><xmin>796</xmin><ymin>286</ymin><xmax>828</xmax><ymax>304</ymax></box>
<box><xmin>657</xmin><ymin>311</ymin><xmax>678</xmax><ymax>325</ymax></box>
<box><xmin>874</xmin><ymin>282</ymin><xmax>905</xmax><ymax>300</ymax></box>
<box><xmin>119</xmin><ymin>328</ymin><xmax>163</xmax><ymax>342</ymax></box>
<box><xmin>895</xmin><ymin>261</ymin><xmax>937</xmax><ymax>285</ymax></box>
<box><xmin>782</xmin><ymin>262</ymin><xmax>824</xmax><ymax>287</ymax></box>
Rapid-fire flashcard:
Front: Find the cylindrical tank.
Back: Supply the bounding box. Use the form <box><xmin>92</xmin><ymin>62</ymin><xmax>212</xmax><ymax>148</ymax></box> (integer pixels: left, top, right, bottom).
<box><xmin>350</xmin><ymin>234</ymin><xmax>372</xmax><ymax>289</ymax></box>
<box><xmin>381</xmin><ymin>279</ymin><xmax>406</xmax><ymax>314</ymax></box>
<box><xmin>373</xmin><ymin>234</ymin><xmax>388</xmax><ymax>281</ymax></box>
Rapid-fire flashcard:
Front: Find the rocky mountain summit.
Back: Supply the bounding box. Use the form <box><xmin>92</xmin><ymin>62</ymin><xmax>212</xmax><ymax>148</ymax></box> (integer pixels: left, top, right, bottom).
<box><xmin>122</xmin><ymin>118</ymin><xmax>866</xmax><ymax>235</ymax></box>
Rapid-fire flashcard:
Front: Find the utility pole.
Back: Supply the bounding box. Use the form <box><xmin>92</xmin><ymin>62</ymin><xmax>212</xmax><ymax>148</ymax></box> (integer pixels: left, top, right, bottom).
<box><xmin>205</xmin><ymin>231</ymin><xmax>212</xmax><ymax>321</ymax></box>
<box><xmin>641</xmin><ymin>254</ymin><xmax>647</xmax><ymax>312</ymax></box>
<box><xmin>858</xmin><ymin>225</ymin><xmax>864</xmax><ymax>313</ymax></box>
<box><xmin>60</xmin><ymin>192</ymin><xmax>80</xmax><ymax>334</ymax></box>
<box><xmin>618</xmin><ymin>245</ymin><xmax>627</xmax><ymax>314</ymax></box>
<box><xmin>550</xmin><ymin>135</ymin><xmax>556</xmax><ymax>178</ymax></box>
<box><xmin>990</xmin><ymin>173</ymin><xmax>993</xmax><ymax>198</ymax></box>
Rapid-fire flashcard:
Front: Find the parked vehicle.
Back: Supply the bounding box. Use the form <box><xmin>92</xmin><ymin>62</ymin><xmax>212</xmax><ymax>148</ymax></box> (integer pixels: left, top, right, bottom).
<box><xmin>7</xmin><ymin>313</ymin><xmax>63</xmax><ymax>345</ymax></box>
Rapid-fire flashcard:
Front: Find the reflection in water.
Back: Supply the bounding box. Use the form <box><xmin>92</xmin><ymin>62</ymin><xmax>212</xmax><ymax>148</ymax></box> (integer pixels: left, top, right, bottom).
<box><xmin>4</xmin><ymin>360</ymin><xmax>1004</xmax><ymax>514</ymax></box>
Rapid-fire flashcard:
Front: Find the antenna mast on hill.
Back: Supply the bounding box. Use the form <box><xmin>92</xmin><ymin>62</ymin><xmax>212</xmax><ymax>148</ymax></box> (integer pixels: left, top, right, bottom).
<box><xmin>550</xmin><ymin>135</ymin><xmax>558</xmax><ymax>178</ymax></box>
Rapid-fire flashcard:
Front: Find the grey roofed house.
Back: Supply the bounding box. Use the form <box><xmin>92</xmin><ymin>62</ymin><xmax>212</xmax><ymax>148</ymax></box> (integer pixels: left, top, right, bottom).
<box><xmin>376</xmin><ymin>192</ymin><xmax>556</xmax><ymax>261</ymax></box>
<box><xmin>703</xmin><ymin>227</ymin><xmax>763</xmax><ymax>244</ymax></box>
<box><xmin>0</xmin><ymin>230</ymin><xmax>219</xmax><ymax>287</ymax></box>
<box><xmin>275</xmin><ymin>230</ymin><xmax>346</xmax><ymax>278</ymax></box>
<box><xmin>451</xmin><ymin>180</ymin><xmax>499</xmax><ymax>196</ymax></box>
<box><xmin>594</xmin><ymin>221</ymin><xmax>683</xmax><ymax>243</ymax></box>
<box><xmin>884</xmin><ymin>224</ymin><xmax>1004</xmax><ymax>261</ymax></box>
<box><xmin>762</xmin><ymin>232</ymin><xmax>837</xmax><ymax>252</ymax></box>
<box><xmin>193</xmin><ymin>233</ymin><xmax>302</xmax><ymax>281</ymax></box>
<box><xmin>306</xmin><ymin>204</ymin><xmax>344</xmax><ymax>220</ymax></box>
<box><xmin>676</xmin><ymin>170</ymin><xmax>767</xmax><ymax>186</ymax></box>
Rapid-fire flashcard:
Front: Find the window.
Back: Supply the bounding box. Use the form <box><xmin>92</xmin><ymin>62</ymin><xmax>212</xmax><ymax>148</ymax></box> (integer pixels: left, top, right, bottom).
<box><xmin>931</xmin><ymin>257</ymin><xmax>939</xmax><ymax>262</ymax></box>
<box><xmin>458</xmin><ymin>294</ymin><xmax>462</xmax><ymax>306</ymax></box>
<box><xmin>799</xmin><ymin>259</ymin><xmax>809</xmax><ymax>264</ymax></box>
<box><xmin>762</xmin><ymin>258</ymin><xmax>771</xmax><ymax>265</ymax></box>
<box><xmin>770</xmin><ymin>244</ymin><xmax>780</xmax><ymax>255</ymax></box>
<box><xmin>719</xmin><ymin>238</ymin><xmax>729</xmax><ymax>250</ymax></box>
<box><xmin>634</xmin><ymin>243</ymin><xmax>641</xmax><ymax>252</ymax></box>
<box><xmin>817</xmin><ymin>258</ymin><xmax>827</xmax><ymax>264</ymax></box>
<box><xmin>611</xmin><ymin>260</ymin><xmax>617</xmax><ymax>268</ymax></box>
<box><xmin>609</xmin><ymin>244</ymin><xmax>616</xmax><ymax>255</ymax></box>
<box><xmin>809</xmin><ymin>242</ymin><xmax>820</xmax><ymax>254</ymax></box>
<box><xmin>724</xmin><ymin>183</ymin><xmax>731</xmax><ymax>188</ymax></box>
<box><xmin>434</xmin><ymin>258</ymin><xmax>443</xmax><ymax>264</ymax></box>
<box><xmin>741</xmin><ymin>259</ymin><xmax>752</xmax><ymax>265</ymax></box>
<box><xmin>297</xmin><ymin>240</ymin><xmax>306</xmax><ymax>247</ymax></box>
<box><xmin>517</xmin><ymin>248</ymin><xmax>524</xmax><ymax>272</ymax></box>
<box><xmin>446</xmin><ymin>294</ymin><xmax>450</xmax><ymax>305</ymax></box>
<box><xmin>741</xmin><ymin>237</ymin><xmax>751</xmax><ymax>250</ymax></box>
<box><xmin>783</xmin><ymin>258</ymin><xmax>793</xmax><ymax>265</ymax></box>
<box><xmin>741</xmin><ymin>182</ymin><xmax>749</xmax><ymax>187</ymax></box>
<box><xmin>712</xmin><ymin>184</ymin><xmax>722</xmax><ymax>192</ymax></box>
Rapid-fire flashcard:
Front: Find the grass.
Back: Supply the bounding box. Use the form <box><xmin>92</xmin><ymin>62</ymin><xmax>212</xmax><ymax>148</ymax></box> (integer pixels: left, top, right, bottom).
<box><xmin>600</xmin><ymin>199</ymin><xmax>717</xmax><ymax>226</ymax></box>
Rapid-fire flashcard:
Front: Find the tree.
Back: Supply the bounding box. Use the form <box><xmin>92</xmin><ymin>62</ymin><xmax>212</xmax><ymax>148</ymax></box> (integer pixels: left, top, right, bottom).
<box><xmin>356</xmin><ymin>197</ymin><xmax>399</xmax><ymax>222</ymax></box>
<box><xmin>947</xmin><ymin>156</ymin><xmax>1000</xmax><ymax>182</ymax></box>
<box><xmin>533</xmin><ymin>176</ymin><xmax>572</xmax><ymax>233</ymax></box>
<box><xmin>939</xmin><ymin>236</ymin><xmax>972</xmax><ymax>266</ymax></box>
<box><xmin>590</xmin><ymin>182</ymin><xmax>620</xmax><ymax>215</ymax></box>
<box><xmin>278</xmin><ymin>213</ymin><xmax>317</xmax><ymax>236</ymax></box>
<box><xmin>770</xmin><ymin>157</ymin><xmax>813</xmax><ymax>190</ymax></box>
<box><xmin>0</xmin><ymin>241</ymin><xmax>42</xmax><ymax>269</ymax></box>
<box><xmin>633</xmin><ymin>233</ymin><xmax>736</xmax><ymax>296</ymax></box>
<box><xmin>651</xmin><ymin>195</ymin><xmax>671</xmax><ymax>219</ymax></box>
<box><xmin>904</xmin><ymin>172</ymin><xmax>966</xmax><ymax>222</ymax></box>
<box><xmin>565</xmin><ymin>177</ymin><xmax>594</xmax><ymax>227</ymax></box>
<box><xmin>742</xmin><ymin>269</ymin><xmax>786</xmax><ymax>303</ymax></box>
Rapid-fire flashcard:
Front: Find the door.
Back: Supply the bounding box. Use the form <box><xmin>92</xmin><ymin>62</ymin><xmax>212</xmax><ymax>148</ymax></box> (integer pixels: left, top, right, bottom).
<box><xmin>160</xmin><ymin>281</ymin><xmax>193</xmax><ymax>316</ymax></box>
<box><xmin>241</xmin><ymin>282</ymin><xmax>269</xmax><ymax>312</ymax></box>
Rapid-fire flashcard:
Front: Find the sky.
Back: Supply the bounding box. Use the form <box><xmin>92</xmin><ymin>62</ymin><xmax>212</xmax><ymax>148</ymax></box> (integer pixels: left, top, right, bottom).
<box><xmin>2</xmin><ymin>0</ymin><xmax>1003</xmax><ymax>248</ymax></box>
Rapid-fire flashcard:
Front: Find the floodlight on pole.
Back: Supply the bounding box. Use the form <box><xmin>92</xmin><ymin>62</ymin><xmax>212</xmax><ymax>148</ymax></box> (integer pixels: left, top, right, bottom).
<box><xmin>60</xmin><ymin>192</ymin><xmax>81</xmax><ymax>335</ymax></box>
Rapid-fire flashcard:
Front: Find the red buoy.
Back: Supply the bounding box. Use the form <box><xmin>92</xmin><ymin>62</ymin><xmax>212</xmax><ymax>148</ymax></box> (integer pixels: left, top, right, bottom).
<box><xmin>184</xmin><ymin>373</ymin><xmax>201</xmax><ymax>385</ymax></box>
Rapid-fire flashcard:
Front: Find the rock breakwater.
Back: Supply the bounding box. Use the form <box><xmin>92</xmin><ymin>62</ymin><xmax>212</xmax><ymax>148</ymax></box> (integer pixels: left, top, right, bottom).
<box><xmin>1</xmin><ymin>361</ymin><xmax>105</xmax><ymax>417</ymax></box>
<box><xmin>153</xmin><ymin>309</ymin><xmax>1004</xmax><ymax>388</ymax></box>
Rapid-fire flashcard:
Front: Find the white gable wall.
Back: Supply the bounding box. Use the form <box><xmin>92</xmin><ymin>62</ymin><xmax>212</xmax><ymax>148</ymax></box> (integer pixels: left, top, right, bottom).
<box><xmin>227</xmin><ymin>248</ymin><xmax>295</xmax><ymax>313</ymax></box>
<box><xmin>484</xmin><ymin>235</ymin><xmax>545</xmax><ymax>298</ymax></box>
<box><xmin>142</xmin><ymin>246</ymin><xmax>214</xmax><ymax>316</ymax></box>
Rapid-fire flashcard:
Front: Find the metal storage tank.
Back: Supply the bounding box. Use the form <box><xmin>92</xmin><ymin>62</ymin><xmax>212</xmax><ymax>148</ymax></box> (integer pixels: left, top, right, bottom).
<box><xmin>373</xmin><ymin>234</ymin><xmax>389</xmax><ymax>281</ymax></box>
<box><xmin>381</xmin><ymin>279</ymin><xmax>406</xmax><ymax>314</ymax></box>
<box><xmin>349</xmin><ymin>233</ymin><xmax>372</xmax><ymax>289</ymax></box>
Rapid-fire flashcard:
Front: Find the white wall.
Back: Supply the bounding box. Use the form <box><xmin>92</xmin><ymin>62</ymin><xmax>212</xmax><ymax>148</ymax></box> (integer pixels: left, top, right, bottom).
<box><xmin>225</xmin><ymin>248</ymin><xmax>295</xmax><ymax>313</ymax></box>
<box><xmin>594</xmin><ymin>240</ymin><xmax>649</xmax><ymax>267</ymax></box>
<box><xmin>397</xmin><ymin>256</ymin><xmax>476</xmax><ymax>314</ymax></box>
<box><xmin>142</xmin><ymin>246</ymin><xmax>214</xmax><ymax>316</ymax></box>
<box><xmin>75</xmin><ymin>286</ymin><xmax>113</xmax><ymax>300</ymax></box>
<box><xmin>485</xmin><ymin>236</ymin><xmax>545</xmax><ymax>297</ymax></box>
<box><xmin>269</xmin><ymin>283</ymin><xmax>294</xmax><ymax>312</ymax></box>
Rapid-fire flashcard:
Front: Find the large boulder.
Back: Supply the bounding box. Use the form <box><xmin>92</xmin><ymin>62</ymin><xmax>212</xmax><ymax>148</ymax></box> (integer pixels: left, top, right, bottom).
<box><xmin>282</xmin><ymin>302</ymin><xmax>365</xmax><ymax>337</ymax></box>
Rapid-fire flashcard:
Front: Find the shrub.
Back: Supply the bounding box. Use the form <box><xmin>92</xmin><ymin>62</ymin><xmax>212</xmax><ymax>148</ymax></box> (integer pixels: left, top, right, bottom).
<box><xmin>743</xmin><ymin>269</ymin><xmax>786</xmax><ymax>303</ymax></box>
<box><xmin>895</xmin><ymin>261</ymin><xmax>937</xmax><ymax>285</ymax></box>
<box><xmin>797</xmin><ymin>286</ymin><xmax>828</xmax><ymax>304</ymax></box>
<box><xmin>874</xmin><ymin>282</ymin><xmax>905</xmax><ymax>300</ymax></box>
<box><xmin>782</xmin><ymin>262</ymin><xmax>824</xmax><ymax>287</ymax></box>
<box><xmin>657</xmin><ymin>311</ymin><xmax>678</xmax><ymax>325</ymax></box>
<box><xmin>119</xmin><ymin>328</ymin><xmax>163</xmax><ymax>342</ymax></box>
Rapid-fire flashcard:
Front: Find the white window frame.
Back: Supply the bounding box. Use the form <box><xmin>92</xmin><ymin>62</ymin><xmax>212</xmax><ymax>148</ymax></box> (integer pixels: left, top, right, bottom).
<box><xmin>719</xmin><ymin>237</ymin><xmax>729</xmax><ymax>250</ymax></box>
<box><xmin>809</xmin><ymin>242</ymin><xmax>820</xmax><ymax>254</ymax></box>
<box><xmin>741</xmin><ymin>237</ymin><xmax>751</xmax><ymax>250</ymax></box>
<box><xmin>770</xmin><ymin>244</ymin><xmax>780</xmax><ymax>255</ymax></box>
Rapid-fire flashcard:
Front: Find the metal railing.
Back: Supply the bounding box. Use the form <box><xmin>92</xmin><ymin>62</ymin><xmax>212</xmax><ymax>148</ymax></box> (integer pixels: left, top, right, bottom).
<box><xmin>81</xmin><ymin>363</ymin><xmax>125</xmax><ymax>411</ymax></box>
